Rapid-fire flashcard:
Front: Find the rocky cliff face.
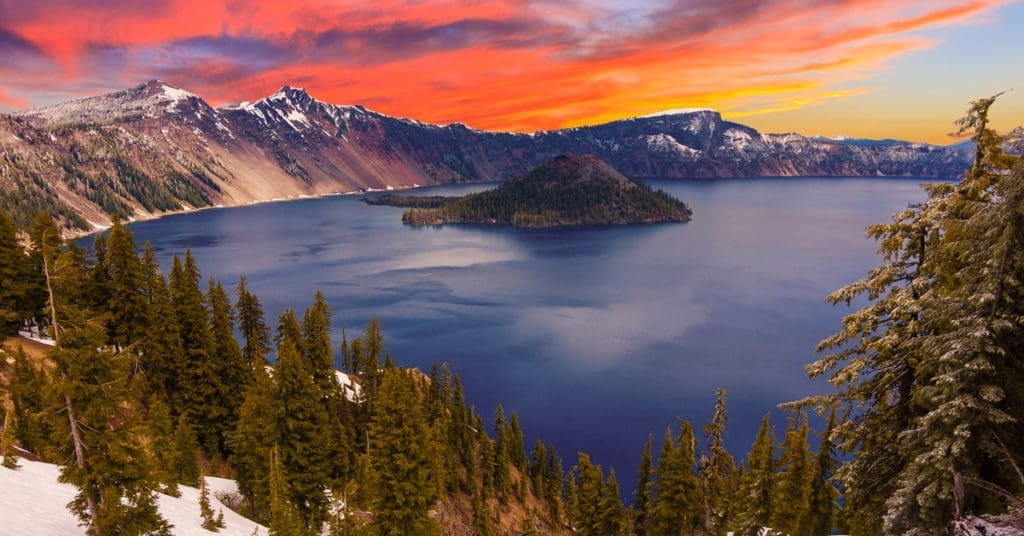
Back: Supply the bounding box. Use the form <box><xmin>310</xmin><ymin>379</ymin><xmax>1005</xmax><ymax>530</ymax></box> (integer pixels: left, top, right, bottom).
<box><xmin>1</xmin><ymin>80</ymin><xmax>973</xmax><ymax>233</ymax></box>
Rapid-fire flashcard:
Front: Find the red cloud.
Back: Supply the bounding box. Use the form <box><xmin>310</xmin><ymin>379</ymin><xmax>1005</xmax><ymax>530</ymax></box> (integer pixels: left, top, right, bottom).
<box><xmin>0</xmin><ymin>0</ymin><xmax>1012</xmax><ymax>137</ymax></box>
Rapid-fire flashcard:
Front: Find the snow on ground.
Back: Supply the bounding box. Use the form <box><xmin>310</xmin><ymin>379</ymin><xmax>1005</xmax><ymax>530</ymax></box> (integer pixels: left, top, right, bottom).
<box><xmin>17</xmin><ymin>328</ymin><xmax>55</xmax><ymax>346</ymax></box>
<box><xmin>335</xmin><ymin>370</ymin><xmax>362</xmax><ymax>403</ymax></box>
<box><xmin>0</xmin><ymin>458</ymin><xmax>266</xmax><ymax>536</ymax></box>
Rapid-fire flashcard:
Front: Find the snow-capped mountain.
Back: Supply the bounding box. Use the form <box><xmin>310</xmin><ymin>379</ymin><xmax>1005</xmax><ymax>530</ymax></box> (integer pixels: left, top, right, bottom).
<box><xmin>0</xmin><ymin>81</ymin><xmax>976</xmax><ymax>233</ymax></box>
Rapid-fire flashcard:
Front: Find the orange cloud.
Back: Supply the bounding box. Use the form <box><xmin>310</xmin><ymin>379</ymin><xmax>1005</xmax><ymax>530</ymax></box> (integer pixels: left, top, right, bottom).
<box><xmin>0</xmin><ymin>0</ymin><xmax>1013</xmax><ymax>141</ymax></box>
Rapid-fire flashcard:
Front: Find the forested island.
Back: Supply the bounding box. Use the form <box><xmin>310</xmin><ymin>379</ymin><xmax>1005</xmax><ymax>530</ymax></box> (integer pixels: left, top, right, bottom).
<box><xmin>367</xmin><ymin>155</ymin><xmax>693</xmax><ymax>227</ymax></box>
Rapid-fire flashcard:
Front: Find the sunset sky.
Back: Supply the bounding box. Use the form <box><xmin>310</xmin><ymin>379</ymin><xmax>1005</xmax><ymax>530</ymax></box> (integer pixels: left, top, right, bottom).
<box><xmin>1</xmin><ymin>0</ymin><xmax>1021</xmax><ymax>143</ymax></box>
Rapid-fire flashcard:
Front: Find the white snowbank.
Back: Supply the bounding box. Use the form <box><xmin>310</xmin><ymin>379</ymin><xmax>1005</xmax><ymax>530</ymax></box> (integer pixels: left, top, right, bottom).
<box><xmin>0</xmin><ymin>458</ymin><xmax>266</xmax><ymax>536</ymax></box>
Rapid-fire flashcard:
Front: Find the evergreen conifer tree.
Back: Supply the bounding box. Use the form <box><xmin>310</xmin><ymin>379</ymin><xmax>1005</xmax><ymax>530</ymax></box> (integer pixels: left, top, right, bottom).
<box><xmin>702</xmin><ymin>388</ymin><xmax>736</xmax><ymax>535</ymax></box>
<box><xmin>275</xmin><ymin>338</ymin><xmax>333</xmax><ymax>529</ymax></box>
<box><xmin>174</xmin><ymin>414</ymin><xmax>201</xmax><ymax>487</ymax></box>
<box><xmin>633</xmin><ymin>434</ymin><xmax>653</xmax><ymax>536</ymax></box>
<box><xmin>229</xmin><ymin>364</ymin><xmax>281</xmax><ymax>523</ymax></box>
<box><xmin>772</xmin><ymin>414</ymin><xmax>813</xmax><ymax>534</ymax></box>
<box><xmin>168</xmin><ymin>251</ymin><xmax>221</xmax><ymax>453</ymax></box>
<box><xmin>734</xmin><ymin>414</ymin><xmax>776</xmax><ymax>535</ymax></box>
<box><xmin>1</xmin><ymin>404</ymin><xmax>19</xmax><ymax>469</ymax></box>
<box><xmin>651</xmin><ymin>420</ymin><xmax>702</xmax><ymax>535</ymax></box>
<box><xmin>798</xmin><ymin>409</ymin><xmax>839</xmax><ymax>536</ymax></box>
<box><xmin>801</xmin><ymin>97</ymin><xmax>1024</xmax><ymax>533</ymax></box>
<box><xmin>0</xmin><ymin>209</ymin><xmax>34</xmax><ymax>337</ymax></box>
<box><xmin>206</xmin><ymin>278</ymin><xmax>249</xmax><ymax>453</ymax></box>
<box><xmin>42</xmin><ymin>234</ymin><xmax>170</xmax><ymax>535</ymax></box>
<box><xmin>366</xmin><ymin>368</ymin><xmax>438</xmax><ymax>535</ymax></box>
<box><xmin>236</xmin><ymin>276</ymin><xmax>271</xmax><ymax>370</ymax></box>
<box><xmin>268</xmin><ymin>445</ymin><xmax>306</xmax><ymax>536</ymax></box>
<box><xmin>146</xmin><ymin>398</ymin><xmax>180</xmax><ymax>496</ymax></box>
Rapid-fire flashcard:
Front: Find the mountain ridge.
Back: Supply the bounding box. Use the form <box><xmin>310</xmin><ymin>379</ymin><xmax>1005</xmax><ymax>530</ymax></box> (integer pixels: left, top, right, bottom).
<box><xmin>1</xmin><ymin>80</ymin><xmax>975</xmax><ymax>234</ymax></box>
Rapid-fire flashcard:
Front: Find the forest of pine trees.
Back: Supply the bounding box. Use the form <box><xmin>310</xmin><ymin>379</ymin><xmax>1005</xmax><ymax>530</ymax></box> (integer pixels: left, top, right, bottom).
<box><xmin>0</xmin><ymin>98</ymin><xmax>1022</xmax><ymax>535</ymax></box>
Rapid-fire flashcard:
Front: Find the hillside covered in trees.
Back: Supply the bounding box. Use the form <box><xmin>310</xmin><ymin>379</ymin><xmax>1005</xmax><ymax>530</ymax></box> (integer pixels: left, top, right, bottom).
<box><xmin>389</xmin><ymin>155</ymin><xmax>693</xmax><ymax>227</ymax></box>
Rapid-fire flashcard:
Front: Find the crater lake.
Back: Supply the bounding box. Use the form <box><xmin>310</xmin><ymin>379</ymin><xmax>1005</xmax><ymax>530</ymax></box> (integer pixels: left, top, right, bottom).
<box><xmin>108</xmin><ymin>177</ymin><xmax>932</xmax><ymax>494</ymax></box>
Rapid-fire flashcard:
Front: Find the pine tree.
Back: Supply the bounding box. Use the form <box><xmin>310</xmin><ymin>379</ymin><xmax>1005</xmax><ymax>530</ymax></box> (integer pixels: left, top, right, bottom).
<box><xmin>168</xmin><ymin>251</ymin><xmax>221</xmax><ymax>454</ymax></box>
<box><xmin>207</xmin><ymin>278</ymin><xmax>249</xmax><ymax>454</ymax></box>
<box><xmin>199</xmin><ymin>474</ymin><xmax>225</xmax><ymax>531</ymax></box>
<box><xmin>633</xmin><ymin>434</ymin><xmax>653</xmax><ymax>536</ymax></box>
<box><xmin>138</xmin><ymin>243</ymin><xmax>184</xmax><ymax>404</ymax></box>
<box><xmin>102</xmin><ymin>217</ymin><xmax>147</xmax><ymax>351</ymax></box>
<box><xmin>367</xmin><ymin>368</ymin><xmax>438</xmax><ymax>535</ymax></box>
<box><xmin>702</xmin><ymin>388</ymin><xmax>736</xmax><ymax>535</ymax></box>
<box><xmin>147</xmin><ymin>398</ymin><xmax>180</xmax><ymax>495</ymax></box>
<box><xmin>493</xmin><ymin>404</ymin><xmax>511</xmax><ymax>497</ymax></box>
<box><xmin>772</xmin><ymin>413</ymin><xmax>813</xmax><ymax>534</ymax></box>
<box><xmin>7</xmin><ymin>347</ymin><xmax>50</xmax><ymax>455</ymax></box>
<box><xmin>530</xmin><ymin>439</ymin><xmax>548</xmax><ymax>496</ymax></box>
<box><xmin>43</xmin><ymin>235</ymin><xmax>170</xmax><ymax>535</ymax></box>
<box><xmin>236</xmin><ymin>276</ymin><xmax>271</xmax><ymax>370</ymax></box>
<box><xmin>572</xmin><ymin>452</ymin><xmax>604</xmax><ymax>536</ymax></box>
<box><xmin>1</xmin><ymin>404</ymin><xmax>19</xmax><ymax>469</ymax></box>
<box><xmin>734</xmin><ymin>414</ymin><xmax>776</xmax><ymax>536</ymax></box>
<box><xmin>229</xmin><ymin>364</ymin><xmax>281</xmax><ymax>523</ymax></box>
<box><xmin>275</xmin><ymin>337</ymin><xmax>333</xmax><ymax>529</ymax></box>
<box><xmin>598</xmin><ymin>470</ymin><xmax>628</xmax><ymax>536</ymax></box>
<box><xmin>798</xmin><ymin>409</ymin><xmax>839</xmax><ymax>536</ymax></box>
<box><xmin>300</xmin><ymin>293</ymin><xmax>354</xmax><ymax>487</ymax></box>
<box><xmin>650</xmin><ymin>420</ymin><xmax>702</xmax><ymax>535</ymax></box>
<box><xmin>174</xmin><ymin>414</ymin><xmax>201</xmax><ymax>487</ymax></box>
<box><xmin>800</xmin><ymin>97</ymin><xmax>1024</xmax><ymax>533</ymax></box>
<box><xmin>268</xmin><ymin>445</ymin><xmax>306</xmax><ymax>536</ymax></box>
<box><xmin>0</xmin><ymin>209</ymin><xmax>34</xmax><ymax>337</ymax></box>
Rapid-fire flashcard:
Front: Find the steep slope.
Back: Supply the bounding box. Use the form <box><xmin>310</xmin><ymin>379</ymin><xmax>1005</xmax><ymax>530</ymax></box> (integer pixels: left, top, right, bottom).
<box><xmin>1</xmin><ymin>81</ymin><xmax>975</xmax><ymax>234</ymax></box>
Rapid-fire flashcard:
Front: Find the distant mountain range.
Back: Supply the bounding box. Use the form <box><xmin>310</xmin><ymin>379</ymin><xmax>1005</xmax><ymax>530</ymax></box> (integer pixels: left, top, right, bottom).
<box><xmin>0</xmin><ymin>80</ymin><xmax>978</xmax><ymax>233</ymax></box>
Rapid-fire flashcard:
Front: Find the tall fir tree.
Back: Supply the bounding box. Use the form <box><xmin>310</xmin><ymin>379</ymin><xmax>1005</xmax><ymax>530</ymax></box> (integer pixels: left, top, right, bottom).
<box><xmin>229</xmin><ymin>364</ymin><xmax>281</xmax><ymax>524</ymax></box>
<box><xmin>0</xmin><ymin>209</ymin><xmax>35</xmax><ymax>337</ymax></box>
<box><xmin>101</xmin><ymin>218</ymin><xmax>148</xmax><ymax>351</ymax></box>
<box><xmin>206</xmin><ymin>278</ymin><xmax>250</xmax><ymax>454</ymax></box>
<box><xmin>798</xmin><ymin>409</ymin><xmax>839</xmax><ymax>536</ymax></box>
<box><xmin>772</xmin><ymin>413</ymin><xmax>813</xmax><ymax>534</ymax></box>
<box><xmin>802</xmin><ymin>96</ymin><xmax>1024</xmax><ymax>533</ymax></box>
<box><xmin>235</xmin><ymin>276</ymin><xmax>271</xmax><ymax>371</ymax></box>
<box><xmin>275</xmin><ymin>337</ymin><xmax>334</xmax><ymax>529</ymax></box>
<box><xmin>173</xmin><ymin>413</ymin><xmax>201</xmax><ymax>487</ymax></box>
<box><xmin>300</xmin><ymin>292</ymin><xmax>354</xmax><ymax>488</ymax></box>
<box><xmin>168</xmin><ymin>251</ymin><xmax>222</xmax><ymax>454</ymax></box>
<box><xmin>650</xmin><ymin>420</ymin><xmax>702</xmax><ymax>535</ymax></box>
<box><xmin>701</xmin><ymin>388</ymin><xmax>736</xmax><ymax>535</ymax></box>
<box><xmin>366</xmin><ymin>368</ymin><xmax>439</xmax><ymax>536</ymax></box>
<box><xmin>42</xmin><ymin>231</ymin><xmax>170</xmax><ymax>535</ymax></box>
<box><xmin>734</xmin><ymin>414</ymin><xmax>776</xmax><ymax>536</ymax></box>
<box><xmin>138</xmin><ymin>243</ymin><xmax>184</xmax><ymax>405</ymax></box>
<box><xmin>268</xmin><ymin>445</ymin><xmax>307</xmax><ymax>536</ymax></box>
<box><xmin>633</xmin><ymin>434</ymin><xmax>653</xmax><ymax>536</ymax></box>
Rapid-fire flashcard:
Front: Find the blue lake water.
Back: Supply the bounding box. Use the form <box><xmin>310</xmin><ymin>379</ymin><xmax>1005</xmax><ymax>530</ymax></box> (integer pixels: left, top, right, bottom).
<box><xmin>118</xmin><ymin>177</ymin><xmax>930</xmax><ymax>494</ymax></box>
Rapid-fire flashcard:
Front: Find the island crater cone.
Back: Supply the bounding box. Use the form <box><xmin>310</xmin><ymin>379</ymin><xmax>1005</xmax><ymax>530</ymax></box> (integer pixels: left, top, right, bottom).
<box><xmin>392</xmin><ymin>154</ymin><xmax>693</xmax><ymax>227</ymax></box>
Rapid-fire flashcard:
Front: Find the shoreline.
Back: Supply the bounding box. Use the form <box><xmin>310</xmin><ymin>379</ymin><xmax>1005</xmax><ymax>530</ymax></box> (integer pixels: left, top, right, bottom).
<box><xmin>69</xmin><ymin>182</ymin><xmax>425</xmax><ymax>240</ymax></box>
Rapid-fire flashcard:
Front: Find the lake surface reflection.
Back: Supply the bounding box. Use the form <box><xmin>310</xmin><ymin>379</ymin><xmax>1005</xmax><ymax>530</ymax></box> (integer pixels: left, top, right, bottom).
<box><xmin>120</xmin><ymin>177</ymin><xmax>930</xmax><ymax>493</ymax></box>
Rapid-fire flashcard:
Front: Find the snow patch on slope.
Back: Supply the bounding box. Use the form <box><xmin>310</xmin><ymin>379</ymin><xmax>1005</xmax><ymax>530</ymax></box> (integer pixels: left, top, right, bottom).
<box><xmin>0</xmin><ymin>459</ymin><xmax>266</xmax><ymax>536</ymax></box>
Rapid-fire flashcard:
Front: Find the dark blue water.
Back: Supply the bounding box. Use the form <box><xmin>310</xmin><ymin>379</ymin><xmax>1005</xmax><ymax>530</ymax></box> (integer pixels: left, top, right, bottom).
<box><xmin>118</xmin><ymin>177</ymin><xmax>929</xmax><ymax>495</ymax></box>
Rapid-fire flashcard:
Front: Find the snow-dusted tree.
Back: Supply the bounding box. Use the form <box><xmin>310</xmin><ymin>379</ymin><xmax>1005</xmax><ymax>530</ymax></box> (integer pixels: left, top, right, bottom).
<box><xmin>800</xmin><ymin>95</ymin><xmax>1024</xmax><ymax>533</ymax></box>
<box><xmin>733</xmin><ymin>414</ymin><xmax>775</xmax><ymax>536</ymax></box>
<box><xmin>701</xmin><ymin>388</ymin><xmax>737</xmax><ymax>535</ymax></box>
